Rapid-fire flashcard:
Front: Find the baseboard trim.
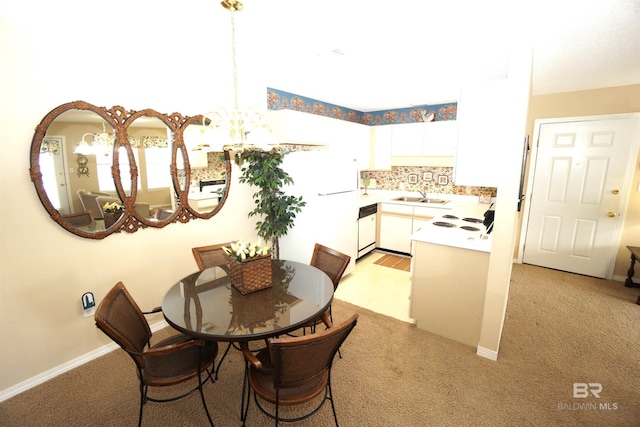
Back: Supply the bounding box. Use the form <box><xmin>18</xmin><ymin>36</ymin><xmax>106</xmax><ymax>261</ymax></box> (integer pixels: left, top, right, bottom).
<box><xmin>0</xmin><ymin>320</ymin><xmax>168</xmax><ymax>403</ymax></box>
<box><xmin>476</xmin><ymin>346</ymin><xmax>498</xmax><ymax>361</ymax></box>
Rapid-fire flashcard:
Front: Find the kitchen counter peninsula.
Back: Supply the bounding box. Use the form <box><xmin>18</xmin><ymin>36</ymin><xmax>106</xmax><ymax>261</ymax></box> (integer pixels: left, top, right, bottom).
<box><xmin>408</xmin><ymin>210</ymin><xmax>491</xmax><ymax>348</ymax></box>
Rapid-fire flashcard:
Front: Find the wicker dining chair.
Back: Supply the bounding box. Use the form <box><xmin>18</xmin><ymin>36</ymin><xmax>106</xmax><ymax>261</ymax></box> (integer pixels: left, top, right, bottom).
<box><xmin>240</xmin><ymin>313</ymin><xmax>359</xmax><ymax>426</ymax></box>
<box><xmin>192</xmin><ymin>242</ymin><xmax>233</xmax><ymax>271</ymax></box>
<box><xmin>61</xmin><ymin>210</ymin><xmax>95</xmax><ymax>228</ymax></box>
<box><xmin>94</xmin><ymin>282</ymin><xmax>218</xmax><ymax>427</ymax></box>
<box><xmin>306</xmin><ymin>243</ymin><xmax>351</xmax><ymax>328</ymax></box>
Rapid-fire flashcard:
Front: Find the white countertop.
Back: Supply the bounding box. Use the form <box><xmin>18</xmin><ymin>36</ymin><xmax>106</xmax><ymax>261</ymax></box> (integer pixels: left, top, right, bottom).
<box><xmin>411</xmin><ymin>214</ymin><xmax>492</xmax><ymax>252</ymax></box>
<box><xmin>357</xmin><ymin>189</ymin><xmax>492</xmax><ymax>252</ymax></box>
<box><xmin>188</xmin><ymin>191</ymin><xmax>221</xmax><ymax>201</ymax></box>
<box><xmin>358</xmin><ymin>189</ymin><xmax>491</xmax><ymax>215</ymax></box>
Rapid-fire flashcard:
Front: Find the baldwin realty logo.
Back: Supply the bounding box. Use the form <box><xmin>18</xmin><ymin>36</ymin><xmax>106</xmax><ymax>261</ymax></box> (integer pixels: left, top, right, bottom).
<box><xmin>557</xmin><ymin>383</ymin><xmax>618</xmax><ymax>411</ymax></box>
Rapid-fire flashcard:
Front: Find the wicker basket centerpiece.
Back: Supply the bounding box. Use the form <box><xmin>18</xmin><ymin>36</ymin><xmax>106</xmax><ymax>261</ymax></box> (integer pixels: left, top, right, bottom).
<box><xmin>223</xmin><ymin>240</ymin><xmax>273</xmax><ymax>295</ymax></box>
<box><xmin>102</xmin><ymin>201</ymin><xmax>124</xmax><ymax>229</ymax></box>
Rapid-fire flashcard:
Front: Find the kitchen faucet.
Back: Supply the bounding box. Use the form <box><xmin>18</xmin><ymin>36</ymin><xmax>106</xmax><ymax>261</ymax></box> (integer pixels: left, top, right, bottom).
<box><xmin>417</xmin><ymin>189</ymin><xmax>427</xmax><ymax>198</ymax></box>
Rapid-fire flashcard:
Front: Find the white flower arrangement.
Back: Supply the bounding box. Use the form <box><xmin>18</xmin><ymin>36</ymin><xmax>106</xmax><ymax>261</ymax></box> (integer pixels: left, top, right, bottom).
<box><xmin>102</xmin><ymin>201</ymin><xmax>123</xmax><ymax>213</ymax></box>
<box><xmin>223</xmin><ymin>239</ymin><xmax>271</xmax><ymax>262</ymax></box>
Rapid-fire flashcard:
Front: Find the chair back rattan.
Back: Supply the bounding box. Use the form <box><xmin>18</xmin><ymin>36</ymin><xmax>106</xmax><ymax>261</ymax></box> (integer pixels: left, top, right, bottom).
<box><xmin>270</xmin><ymin>313</ymin><xmax>358</xmax><ymax>390</ymax></box>
<box><xmin>95</xmin><ymin>282</ymin><xmax>152</xmax><ymax>368</ymax></box>
<box><xmin>192</xmin><ymin>242</ymin><xmax>233</xmax><ymax>271</ymax></box>
<box><xmin>62</xmin><ymin>210</ymin><xmax>96</xmax><ymax>228</ymax></box>
<box><xmin>310</xmin><ymin>243</ymin><xmax>351</xmax><ymax>290</ymax></box>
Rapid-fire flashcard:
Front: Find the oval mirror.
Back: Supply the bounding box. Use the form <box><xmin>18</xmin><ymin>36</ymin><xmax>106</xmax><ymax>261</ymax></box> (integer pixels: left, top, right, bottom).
<box><xmin>31</xmin><ymin>102</ymin><xmax>120</xmax><ymax>237</ymax></box>
<box><xmin>30</xmin><ymin>102</ymin><xmax>232</xmax><ymax>238</ymax></box>
<box><xmin>125</xmin><ymin>114</ymin><xmax>174</xmax><ymax>225</ymax></box>
<box><xmin>181</xmin><ymin>117</ymin><xmax>231</xmax><ymax>218</ymax></box>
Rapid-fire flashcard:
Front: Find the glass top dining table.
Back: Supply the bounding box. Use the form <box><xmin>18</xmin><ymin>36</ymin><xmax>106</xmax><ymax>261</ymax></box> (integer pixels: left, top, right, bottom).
<box><xmin>162</xmin><ymin>260</ymin><xmax>334</xmax><ymax>342</ymax></box>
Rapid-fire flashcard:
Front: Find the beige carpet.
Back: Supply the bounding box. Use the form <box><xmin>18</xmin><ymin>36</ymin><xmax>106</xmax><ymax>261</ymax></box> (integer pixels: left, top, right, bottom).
<box><xmin>373</xmin><ymin>254</ymin><xmax>411</xmax><ymax>272</ymax></box>
<box><xmin>1</xmin><ymin>263</ymin><xmax>639</xmax><ymax>426</ymax></box>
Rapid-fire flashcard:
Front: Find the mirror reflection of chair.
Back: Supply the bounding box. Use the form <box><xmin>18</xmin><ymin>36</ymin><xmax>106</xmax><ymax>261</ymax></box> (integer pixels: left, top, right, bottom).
<box><xmin>192</xmin><ymin>242</ymin><xmax>235</xmax><ymax>379</ymax></box>
<box><xmin>94</xmin><ymin>282</ymin><xmax>217</xmax><ymax>427</ymax></box>
<box><xmin>240</xmin><ymin>313</ymin><xmax>358</xmax><ymax>426</ymax></box>
<box><xmin>77</xmin><ymin>189</ymin><xmax>111</xmax><ymax>219</ymax></box>
<box><xmin>61</xmin><ymin>210</ymin><xmax>95</xmax><ymax>229</ymax></box>
<box><xmin>156</xmin><ymin>208</ymin><xmax>174</xmax><ymax>221</ymax></box>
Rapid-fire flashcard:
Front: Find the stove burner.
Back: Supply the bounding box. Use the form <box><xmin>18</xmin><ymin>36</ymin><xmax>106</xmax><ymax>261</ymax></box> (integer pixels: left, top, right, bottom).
<box><xmin>433</xmin><ymin>221</ymin><xmax>456</xmax><ymax>228</ymax></box>
<box><xmin>460</xmin><ymin>226</ymin><xmax>480</xmax><ymax>231</ymax></box>
<box><xmin>462</xmin><ymin>217</ymin><xmax>483</xmax><ymax>223</ymax></box>
<box><xmin>442</xmin><ymin>214</ymin><xmax>459</xmax><ymax>220</ymax></box>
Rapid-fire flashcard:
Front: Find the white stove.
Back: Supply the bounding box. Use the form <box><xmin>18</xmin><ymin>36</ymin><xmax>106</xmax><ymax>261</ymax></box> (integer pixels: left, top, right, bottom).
<box><xmin>411</xmin><ymin>213</ymin><xmax>491</xmax><ymax>252</ymax></box>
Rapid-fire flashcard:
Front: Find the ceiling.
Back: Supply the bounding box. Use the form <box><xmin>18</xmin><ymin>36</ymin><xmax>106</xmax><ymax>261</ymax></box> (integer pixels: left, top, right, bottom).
<box><xmin>4</xmin><ymin>1</ymin><xmax>637</xmax><ymax>114</ymax></box>
<box><xmin>228</xmin><ymin>0</ymin><xmax>640</xmax><ymax>112</ymax></box>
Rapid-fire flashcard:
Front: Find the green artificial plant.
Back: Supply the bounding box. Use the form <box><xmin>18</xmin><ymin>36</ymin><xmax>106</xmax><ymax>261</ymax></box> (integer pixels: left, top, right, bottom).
<box><xmin>238</xmin><ymin>148</ymin><xmax>306</xmax><ymax>260</ymax></box>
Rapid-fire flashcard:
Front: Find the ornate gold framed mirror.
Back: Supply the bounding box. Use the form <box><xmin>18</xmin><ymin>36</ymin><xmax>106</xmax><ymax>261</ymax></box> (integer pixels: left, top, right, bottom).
<box><xmin>29</xmin><ymin>101</ymin><xmax>231</xmax><ymax>239</ymax></box>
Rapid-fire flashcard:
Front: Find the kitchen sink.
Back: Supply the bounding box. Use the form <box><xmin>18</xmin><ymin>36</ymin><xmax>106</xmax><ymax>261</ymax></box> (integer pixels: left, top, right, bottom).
<box><xmin>392</xmin><ymin>196</ymin><xmax>449</xmax><ymax>205</ymax></box>
<box><xmin>393</xmin><ymin>196</ymin><xmax>424</xmax><ymax>202</ymax></box>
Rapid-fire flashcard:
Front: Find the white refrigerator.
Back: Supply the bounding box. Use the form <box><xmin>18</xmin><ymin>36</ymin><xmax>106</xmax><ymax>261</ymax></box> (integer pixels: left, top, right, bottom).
<box><xmin>278</xmin><ymin>150</ymin><xmax>359</xmax><ymax>276</ymax></box>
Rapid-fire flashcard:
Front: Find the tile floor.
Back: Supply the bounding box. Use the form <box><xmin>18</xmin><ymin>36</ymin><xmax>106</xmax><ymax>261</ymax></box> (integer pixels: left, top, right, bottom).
<box><xmin>334</xmin><ymin>250</ymin><xmax>413</xmax><ymax>323</ymax></box>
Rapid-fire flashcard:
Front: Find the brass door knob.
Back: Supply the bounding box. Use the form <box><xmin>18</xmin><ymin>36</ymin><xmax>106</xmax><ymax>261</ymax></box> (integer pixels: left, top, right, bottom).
<box><xmin>608</xmin><ymin>211</ymin><xmax>617</xmax><ymax>217</ymax></box>
<box><xmin>612</xmin><ymin>189</ymin><xmax>620</xmax><ymax>195</ymax></box>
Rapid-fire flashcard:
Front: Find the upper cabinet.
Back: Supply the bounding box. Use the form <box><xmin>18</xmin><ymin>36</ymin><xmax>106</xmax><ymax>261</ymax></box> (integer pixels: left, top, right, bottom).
<box><xmin>454</xmin><ymin>79</ymin><xmax>509</xmax><ymax>186</ymax></box>
<box><xmin>391</xmin><ymin>121</ymin><xmax>458</xmax><ymax>157</ymax></box>
<box><xmin>327</xmin><ymin>117</ymin><xmax>370</xmax><ymax>161</ymax></box>
<box><xmin>268</xmin><ymin>110</ymin><xmax>332</xmax><ymax>145</ymax></box>
<box><xmin>268</xmin><ymin>109</ymin><xmax>369</xmax><ymax>163</ymax></box>
<box><xmin>361</xmin><ymin>126</ymin><xmax>392</xmax><ymax>170</ymax></box>
<box><xmin>391</xmin><ymin>123</ymin><xmax>424</xmax><ymax>156</ymax></box>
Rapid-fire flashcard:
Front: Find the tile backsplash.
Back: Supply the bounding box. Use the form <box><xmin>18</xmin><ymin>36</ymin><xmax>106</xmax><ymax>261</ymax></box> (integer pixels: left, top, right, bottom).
<box><xmin>361</xmin><ymin>166</ymin><xmax>496</xmax><ymax>197</ymax></box>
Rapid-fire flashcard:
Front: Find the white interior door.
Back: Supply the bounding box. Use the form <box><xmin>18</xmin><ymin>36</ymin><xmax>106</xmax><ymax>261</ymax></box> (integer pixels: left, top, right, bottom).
<box><xmin>40</xmin><ymin>136</ymin><xmax>71</xmax><ymax>214</ymax></box>
<box><xmin>522</xmin><ymin>117</ymin><xmax>639</xmax><ymax>278</ymax></box>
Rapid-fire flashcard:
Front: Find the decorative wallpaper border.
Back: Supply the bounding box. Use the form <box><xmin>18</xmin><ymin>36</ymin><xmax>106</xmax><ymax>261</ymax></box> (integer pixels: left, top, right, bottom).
<box><xmin>361</xmin><ymin>166</ymin><xmax>497</xmax><ymax>198</ymax></box>
<box><xmin>267</xmin><ymin>87</ymin><xmax>456</xmax><ymax>125</ymax></box>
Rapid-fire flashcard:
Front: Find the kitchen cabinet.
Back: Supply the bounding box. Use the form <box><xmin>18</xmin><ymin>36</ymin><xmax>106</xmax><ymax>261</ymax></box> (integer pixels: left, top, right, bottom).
<box><xmin>411</xmin><ymin>206</ymin><xmax>435</xmax><ymax>234</ymax></box>
<box><xmin>410</xmin><ymin>240</ymin><xmax>489</xmax><ymax>347</ymax></box>
<box><xmin>391</xmin><ymin>123</ymin><xmax>423</xmax><ymax>156</ymax></box>
<box><xmin>380</xmin><ymin>214</ymin><xmax>413</xmax><ymax>254</ymax></box>
<box><xmin>378</xmin><ymin>203</ymin><xmax>439</xmax><ymax>254</ymax></box>
<box><xmin>423</xmin><ymin>120</ymin><xmax>458</xmax><ymax>156</ymax></box>
<box><xmin>329</xmin><ymin>118</ymin><xmax>370</xmax><ymax>162</ymax></box>
<box><xmin>188</xmin><ymin>194</ymin><xmax>220</xmax><ymax>214</ymax></box>
<box><xmin>269</xmin><ymin>109</ymin><xmax>369</xmax><ymax>162</ymax></box>
<box><xmin>391</xmin><ymin>121</ymin><xmax>458</xmax><ymax>157</ymax></box>
<box><xmin>360</xmin><ymin>126</ymin><xmax>391</xmax><ymax>170</ymax></box>
<box><xmin>268</xmin><ymin>109</ymin><xmax>332</xmax><ymax>145</ymax></box>
<box><xmin>454</xmin><ymin>79</ymin><xmax>509</xmax><ymax>186</ymax></box>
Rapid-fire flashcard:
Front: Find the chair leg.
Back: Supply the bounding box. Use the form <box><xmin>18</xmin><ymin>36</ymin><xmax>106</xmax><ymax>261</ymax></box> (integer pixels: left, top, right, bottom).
<box><xmin>197</xmin><ymin>367</ymin><xmax>215</xmax><ymax>426</ymax></box>
<box><xmin>138</xmin><ymin>383</ymin><xmax>146</xmax><ymax>427</ymax></box>
<box><xmin>241</xmin><ymin>360</ymin><xmax>250</xmax><ymax>424</ymax></box>
<box><xmin>329</xmin><ymin>309</ymin><xmax>342</xmax><ymax>359</ymax></box>
<box><xmin>327</xmin><ymin>382</ymin><xmax>339</xmax><ymax>427</ymax></box>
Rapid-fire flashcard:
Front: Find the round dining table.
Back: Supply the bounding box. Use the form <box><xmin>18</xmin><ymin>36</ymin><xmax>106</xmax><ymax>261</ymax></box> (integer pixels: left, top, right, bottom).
<box><xmin>162</xmin><ymin>259</ymin><xmax>334</xmax><ymax>342</ymax></box>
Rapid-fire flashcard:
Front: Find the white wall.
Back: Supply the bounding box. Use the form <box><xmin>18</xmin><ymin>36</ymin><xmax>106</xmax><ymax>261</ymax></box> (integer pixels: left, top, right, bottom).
<box><xmin>0</xmin><ymin>3</ymin><xmax>266</xmax><ymax>394</ymax></box>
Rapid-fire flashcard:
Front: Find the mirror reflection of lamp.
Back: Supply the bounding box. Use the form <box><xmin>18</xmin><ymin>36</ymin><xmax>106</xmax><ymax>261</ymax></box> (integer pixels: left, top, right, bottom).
<box><xmin>74</xmin><ymin>122</ymin><xmax>112</xmax><ymax>156</ymax></box>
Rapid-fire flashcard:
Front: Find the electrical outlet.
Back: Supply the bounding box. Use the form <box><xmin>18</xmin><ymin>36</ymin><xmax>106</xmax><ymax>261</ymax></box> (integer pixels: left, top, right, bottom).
<box><xmin>82</xmin><ymin>292</ymin><xmax>96</xmax><ymax>318</ymax></box>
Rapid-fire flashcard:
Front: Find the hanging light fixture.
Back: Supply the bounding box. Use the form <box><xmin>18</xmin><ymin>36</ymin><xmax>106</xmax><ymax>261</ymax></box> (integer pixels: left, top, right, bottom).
<box><xmin>199</xmin><ymin>0</ymin><xmax>275</xmax><ymax>154</ymax></box>
<box><xmin>74</xmin><ymin>122</ymin><xmax>112</xmax><ymax>155</ymax></box>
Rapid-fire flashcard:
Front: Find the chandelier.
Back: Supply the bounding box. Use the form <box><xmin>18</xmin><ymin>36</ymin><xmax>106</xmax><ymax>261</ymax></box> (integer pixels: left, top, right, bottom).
<box><xmin>74</xmin><ymin>122</ymin><xmax>113</xmax><ymax>155</ymax></box>
<box><xmin>198</xmin><ymin>0</ymin><xmax>274</xmax><ymax>154</ymax></box>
